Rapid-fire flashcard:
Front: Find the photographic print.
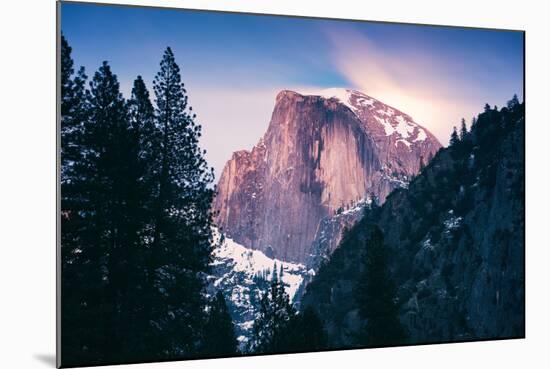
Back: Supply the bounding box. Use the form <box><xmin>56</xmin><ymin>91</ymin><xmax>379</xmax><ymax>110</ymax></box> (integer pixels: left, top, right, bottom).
<box><xmin>58</xmin><ymin>1</ymin><xmax>525</xmax><ymax>367</ymax></box>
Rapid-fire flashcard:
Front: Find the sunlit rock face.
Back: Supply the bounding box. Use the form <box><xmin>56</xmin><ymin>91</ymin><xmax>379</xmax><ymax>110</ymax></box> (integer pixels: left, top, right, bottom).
<box><xmin>213</xmin><ymin>89</ymin><xmax>441</xmax><ymax>263</ymax></box>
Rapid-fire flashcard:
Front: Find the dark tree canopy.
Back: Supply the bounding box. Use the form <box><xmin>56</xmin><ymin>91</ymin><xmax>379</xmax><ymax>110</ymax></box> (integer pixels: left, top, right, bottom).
<box><xmin>354</xmin><ymin>225</ymin><xmax>407</xmax><ymax>347</ymax></box>
<box><xmin>203</xmin><ymin>291</ymin><xmax>239</xmax><ymax>357</ymax></box>
<box><xmin>450</xmin><ymin>126</ymin><xmax>460</xmax><ymax>146</ymax></box>
<box><xmin>60</xmin><ymin>34</ymin><xmax>88</xmax><ymax>184</ymax></box>
<box><xmin>248</xmin><ymin>271</ymin><xmax>328</xmax><ymax>355</ymax></box>
<box><xmin>284</xmin><ymin>306</ymin><xmax>327</xmax><ymax>352</ymax></box>
<box><xmin>507</xmin><ymin>94</ymin><xmax>520</xmax><ymax>109</ymax></box>
<box><xmin>60</xmin><ymin>39</ymin><xmax>220</xmax><ymax>366</ymax></box>
<box><xmin>249</xmin><ymin>276</ymin><xmax>296</xmax><ymax>354</ymax></box>
<box><xmin>460</xmin><ymin>118</ymin><xmax>468</xmax><ymax>141</ymax></box>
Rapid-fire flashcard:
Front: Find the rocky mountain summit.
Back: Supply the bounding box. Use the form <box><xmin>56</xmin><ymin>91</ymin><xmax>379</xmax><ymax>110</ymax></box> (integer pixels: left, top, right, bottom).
<box><xmin>213</xmin><ymin>88</ymin><xmax>441</xmax><ymax>263</ymax></box>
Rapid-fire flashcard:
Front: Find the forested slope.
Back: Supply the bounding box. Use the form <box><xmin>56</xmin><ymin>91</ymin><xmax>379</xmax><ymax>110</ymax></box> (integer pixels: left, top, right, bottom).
<box><xmin>301</xmin><ymin>100</ymin><xmax>525</xmax><ymax>348</ymax></box>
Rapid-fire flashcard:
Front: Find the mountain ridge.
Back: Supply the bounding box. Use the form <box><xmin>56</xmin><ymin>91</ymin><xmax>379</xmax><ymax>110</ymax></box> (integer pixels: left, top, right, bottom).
<box><xmin>300</xmin><ymin>100</ymin><xmax>525</xmax><ymax>347</ymax></box>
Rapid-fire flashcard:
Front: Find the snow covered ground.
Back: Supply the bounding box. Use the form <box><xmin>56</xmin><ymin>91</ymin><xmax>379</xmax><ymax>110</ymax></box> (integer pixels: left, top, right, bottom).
<box><xmin>212</xmin><ymin>235</ymin><xmax>306</xmax><ymax>301</ymax></box>
<box><xmin>296</xmin><ymin>87</ymin><xmax>428</xmax><ymax>144</ymax></box>
<box><xmin>208</xmin><ymin>229</ymin><xmax>309</xmax><ymax>347</ymax></box>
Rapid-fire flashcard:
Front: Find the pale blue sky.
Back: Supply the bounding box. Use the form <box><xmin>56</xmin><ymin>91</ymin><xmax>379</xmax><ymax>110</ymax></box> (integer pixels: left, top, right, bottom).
<box><xmin>61</xmin><ymin>2</ymin><xmax>524</xmax><ymax>179</ymax></box>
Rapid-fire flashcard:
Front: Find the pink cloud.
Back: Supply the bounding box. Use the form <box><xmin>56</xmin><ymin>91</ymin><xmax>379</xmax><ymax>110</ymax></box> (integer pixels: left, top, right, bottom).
<box><xmin>325</xmin><ymin>29</ymin><xmax>492</xmax><ymax>145</ymax></box>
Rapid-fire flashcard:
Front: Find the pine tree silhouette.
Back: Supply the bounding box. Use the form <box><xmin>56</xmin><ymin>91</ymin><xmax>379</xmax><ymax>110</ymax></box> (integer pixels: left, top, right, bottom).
<box><xmin>119</xmin><ymin>75</ymin><xmax>159</xmax><ymax>360</ymax></box>
<box><xmin>203</xmin><ymin>291</ymin><xmax>239</xmax><ymax>357</ymax></box>
<box><xmin>249</xmin><ymin>278</ymin><xmax>296</xmax><ymax>353</ymax></box>
<box><xmin>60</xmin><ymin>40</ymin><xmax>221</xmax><ymax>365</ymax></box>
<box><xmin>460</xmin><ymin>118</ymin><xmax>468</xmax><ymax>140</ymax></box>
<box><xmin>354</xmin><ymin>225</ymin><xmax>407</xmax><ymax>347</ymax></box>
<box><xmin>60</xmin><ymin>34</ymin><xmax>98</xmax><ymax>366</ymax></box>
<box><xmin>285</xmin><ymin>306</ymin><xmax>327</xmax><ymax>351</ymax></box>
<box><xmin>450</xmin><ymin>126</ymin><xmax>460</xmax><ymax>146</ymax></box>
<box><xmin>507</xmin><ymin>94</ymin><xmax>520</xmax><ymax>109</ymax></box>
<box><xmin>146</xmin><ymin>46</ymin><xmax>216</xmax><ymax>358</ymax></box>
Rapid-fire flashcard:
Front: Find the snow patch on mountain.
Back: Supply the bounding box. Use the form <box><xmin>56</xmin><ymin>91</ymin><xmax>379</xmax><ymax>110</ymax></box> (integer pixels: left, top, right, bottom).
<box><xmin>374</xmin><ymin>115</ymin><xmax>395</xmax><ymax>136</ymax></box>
<box><xmin>296</xmin><ymin>87</ymin><xmax>388</xmax><ymax>116</ymax></box>
<box><xmin>415</xmin><ymin>128</ymin><xmax>427</xmax><ymax>142</ymax></box>
<box><xmin>213</xmin><ymin>235</ymin><xmax>306</xmax><ymax>300</ymax></box>
<box><xmin>296</xmin><ymin>88</ymin><xmax>429</xmax><ymax>145</ymax></box>
<box><xmin>394</xmin><ymin>115</ymin><xmax>416</xmax><ymax>138</ymax></box>
<box><xmin>397</xmin><ymin>138</ymin><xmax>412</xmax><ymax>148</ymax></box>
<box><xmin>208</xmin><ymin>229</ymin><xmax>309</xmax><ymax>347</ymax></box>
<box><xmin>337</xmin><ymin>197</ymin><xmax>372</xmax><ymax>217</ymax></box>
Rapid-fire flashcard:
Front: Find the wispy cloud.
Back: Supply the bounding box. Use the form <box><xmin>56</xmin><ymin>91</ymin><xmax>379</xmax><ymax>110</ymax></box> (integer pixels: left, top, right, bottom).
<box><xmin>325</xmin><ymin>28</ymin><xmax>513</xmax><ymax>144</ymax></box>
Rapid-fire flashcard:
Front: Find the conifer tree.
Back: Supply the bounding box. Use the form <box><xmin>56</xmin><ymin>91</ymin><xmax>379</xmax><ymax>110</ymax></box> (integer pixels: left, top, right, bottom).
<box><xmin>285</xmin><ymin>306</ymin><xmax>327</xmax><ymax>351</ymax></box>
<box><xmin>507</xmin><ymin>94</ymin><xmax>520</xmax><ymax>109</ymax></box>
<box><xmin>271</xmin><ymin>262</ymin><xmax>278</xmax><ymax>283</ymax></box>
<box><xmin>354</xmin><ymin>225</ymin><xmax>407</xmax><ymax>347</ymax></box>
<box><xmin>127</xmin><ymin>76</ymin><xmax>157</xmax><ymax>164</ymax></box>
<box><xmin>249</xmin><ymin>279</ymin><xmax>296</xmax><ymax>354</ymax></box>
<box><xmin>148</xmin><ymin>46</ymin><xmax>216</xmax><ymax>357</ymax></box>
<box><xmin>460</xmin><ymin>118</ymin><xmax>468</xmax><ymax>140</ymax></box>
<box><xmin>60</xmin><ymin>41</ymin><xmax>219</xmax><ymax>365</ymax></box>
<box><xmin>85</xmin><ymin>61</ymin><xmax>139</xmax><ymax>362</ymax></box>
<box><xmin>203</xmin><ymin>291</ymin><xmax>239</xmax><ymax>357</ymax></box>
<box><xmin>450</xmin><ymin>126</ymin><xmax>460</xmax><ymax>146</ymax></box>
<box><xmin>119</xmin><ymin>76</ymin><xmax>159</xmax><ymax>359</ymax></box>
<box><xmin>60</xmin><ymin>34</ymin><xmax>88</xmax><ymax>183</ymax></box>
<box><xmin>60</xmin><ymin>34</ymin><xmax>96</xmax><ymax>366</ymax></box>
<box><xmin>62</xmin><ymin>58</ymin><xmax>136</xmax><ymax>365</ymax></box>
<box><xmin>60</xmin><ymin>35</ymin><xmax>89</xmax><ymax>255</ymax></box>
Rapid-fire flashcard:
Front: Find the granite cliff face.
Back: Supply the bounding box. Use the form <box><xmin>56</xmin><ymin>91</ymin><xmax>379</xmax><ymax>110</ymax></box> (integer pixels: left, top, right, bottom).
<box><xmin>213</xmin><ymin>89</ymin><xmax>441</xmax><ymax>263</ymax></box>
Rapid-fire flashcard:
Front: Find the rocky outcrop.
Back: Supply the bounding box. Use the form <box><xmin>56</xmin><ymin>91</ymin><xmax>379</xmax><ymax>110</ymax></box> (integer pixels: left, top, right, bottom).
<box><xmin>306</xmin><ymin>198</ymin><xmax>371</xmax><ymax>271</ymax></box>
<box><xmin>214</xmin><ymin>89</ymin><xmax>441</xmax><ymax>263</ymax></box>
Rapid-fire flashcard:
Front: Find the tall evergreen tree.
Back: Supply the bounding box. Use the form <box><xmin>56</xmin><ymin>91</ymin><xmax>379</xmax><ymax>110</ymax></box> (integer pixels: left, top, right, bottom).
<box><xmin>148</xmin><ymin>46</ymin><xmax>216</xmax><ymax>357</ymax></box>
<box><xmin>60</xmin><ymin>34</ymin><xmax>88</xmax><ymax>182</ymax></box>
<box><xmin>62</xmin><ymin>57</ymin><xmax>136</xmax><ymax>365</ymax></box>
<box><xmin>85</xmin><ymin>61</ymin><xmax>141</xmax><ymax>362</ymax></box>
<box><xmin>60</xmin><ymin>35</ymin><xmax>89</xmax><ymax>265</ymax></box>
<box><xmin>203</xmin><ymin>291</ymin><xmax>239</xmax><ymax>357</ymax></box>
<box><xmin>507</xmin><ymin>94</ymin><xmax>520</xmax><ymax>109</ymax></box>
<box><xmin>60</xmin><ymin>34</ymin><xmax>95</xmax><ymax>366</ymax></box>
<box><xmin>450</xmin><ymin>126</ymin><xmax>460</xmax><ymax>146</ymax></box>
<box><xmin>285</xmin><ymin>306</ymin><xmax>327</xmax><ymax>352</ymax></box>
<box><xmin>460</xmin><ymin>118</ymin><xmax>468</xmax><ymax>140</ymax></box>
<box><xmin>249</xmin><ymin>279</ymin><xmax>296</xmax><ymax>354</ymax></box>
<box><xmin>118</xmin><ymin>75</ymin><xmax>159</xmax><ymax>360</ymax></box>
<box><xmin>354</xmin><ymin>225</ymin><xmax>407</xmax><ymax>347</ymax></box>
<box><xmin>60</xmin><ymin>40</ymin><xmax>219</xmax><ymax>365</ymax></box>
